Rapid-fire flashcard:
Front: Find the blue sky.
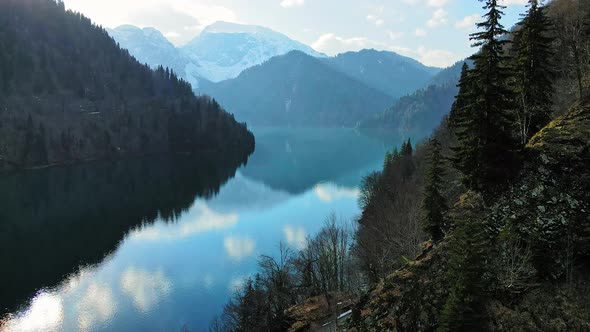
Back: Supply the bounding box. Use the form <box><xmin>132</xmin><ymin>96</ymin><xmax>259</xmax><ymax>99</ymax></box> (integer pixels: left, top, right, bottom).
<box><xmin>65</xmin><ymin>0</ymin><xmax>530</xmax><ymax>67</ymax></box>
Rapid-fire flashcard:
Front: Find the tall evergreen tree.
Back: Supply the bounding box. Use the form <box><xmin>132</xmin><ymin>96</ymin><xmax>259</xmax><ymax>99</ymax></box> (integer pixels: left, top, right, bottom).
<box><xmin>512</xmin><ymin>0</ymin><xmax>555</xmax><ymax>144</ymax></box>
<box><xmin>421</xmin><ymin>138</ymin><xmax>447</xmax><ymax>242</ymax></box>
<box><xmin>448</xmin><ymin>62</ymin><xmax>472</xmax><ymax>129</ymax></box>
<box><xmin>439</xmin><ymin>193</ymin><xmax>490</xmax><ymax>331</ymax></box>
<box><xmin>453</xmin><ymin>0</ymin><xmax>518</xmax><ymax>194</ymax></box>
<box><xmin>401</xmin><ymin>138</ymin><xmax>413</xmax><ymax>156</ymax></box>
<box><xmin>451</xmin><ymin>63</ymin><xmax>481</xmax><ymax>190</ymax></box>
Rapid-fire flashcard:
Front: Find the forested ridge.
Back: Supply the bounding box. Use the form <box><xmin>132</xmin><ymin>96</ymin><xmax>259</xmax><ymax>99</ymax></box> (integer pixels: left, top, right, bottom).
<box><xmin>0</xmin><ymin>0</ymin><xmax>254</xmax><ymax>170</ymax></box>
<box><xmin>210</xmin><ymin>0</ymin><xmax>590</xmax><ymax>331</ymax></box>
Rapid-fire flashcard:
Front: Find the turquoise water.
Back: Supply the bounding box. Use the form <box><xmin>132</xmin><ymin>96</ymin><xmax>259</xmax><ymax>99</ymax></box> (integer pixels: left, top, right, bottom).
<box><xmin>0</xmin><ymin>128</ymin><xmax>399</xmax><ymax>331</ymax></box>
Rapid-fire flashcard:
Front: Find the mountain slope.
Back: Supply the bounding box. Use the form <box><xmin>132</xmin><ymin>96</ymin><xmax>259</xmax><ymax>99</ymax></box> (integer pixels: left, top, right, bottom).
<box><xmin>323</xmin><ymin>49</ymin><xmax>440</xmax><ymax>99</ymax></box>
<box><xmin>0</xmin><ymin>0</ymin><xmax>254</xmax><ymax>170</ymax></box>
<box><xmin>361</xmin><ymin>60</ymin><xmax>468</xmax><ymax>136</ymax></box>
<box><xmin>200</xmin><ymin>51</ymin><xmax>395</xmax><ymax>127</ymax></box>
<box><xmin>425</xmin><ymin>59</ymin><xmax>471</xmax><ymax>87</ymax></box>
<box><xmin>107</xmin><ymin>25</ymin><xmax>193</xmax><ymax>84</ymax></box>
<box><xmin>108</xmin><ymin>22</ymin><xmax>326</xmax><ymax>87</ymax></box>
<box><xmin>181</xmin><ymin>21</ymin><xmax>325</xmax><ymax>83</ymax></box>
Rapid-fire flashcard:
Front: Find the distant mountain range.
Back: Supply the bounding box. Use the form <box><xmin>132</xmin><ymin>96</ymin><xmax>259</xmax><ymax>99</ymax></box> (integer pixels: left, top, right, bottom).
<box><xmin>361</xmin><ymin>60</ymin><xmax>467</xmax><ymax>136</ymax></box>
<box><xmin>108</xmin><ymin>21</ymin><xmax>325</xmax><ymax>88</ymax></box>
<box><xmin>322</xmin><ymin>49</ymin><xmax>440</xmax><ymax>100</ymax></box>
<box><xmin>106</xmin><ymin>25</ymin><xmax>189</xmax><ymax>82</ymax></box>
<box><xmin>109</xmin><ymin>23</ymin><xmax>465</xmax><ymax>129</ymax></box>
<box><xmin>198</xmin><ymin>49</ymin><xmax>445</xmax><ymax>127</ymax></box>
<box><xmin>182</xmin><ymin>21</ymin><xmax>325</xmax><ymax>83</ymax></box>
<box><xmin>199</xmin><ymin>51</ymin><xmax>396</xmax><ymax>127</ymax></box>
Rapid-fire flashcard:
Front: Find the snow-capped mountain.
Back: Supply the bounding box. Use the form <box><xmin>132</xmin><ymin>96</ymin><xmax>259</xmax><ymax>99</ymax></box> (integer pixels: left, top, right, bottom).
<box><xmin>180</xmin><ymin>21</ymin><xmax>325</xmax><ymax>82</ymax></box>
<box><xmin>107</xmin><ymin>25</ymin><xmax>190</xmax><ymax>81</ymax></box>
<box><xmin>107</xmin><ymin>22</ymin><xmax>325</xmax><ymax>88</ymax></box>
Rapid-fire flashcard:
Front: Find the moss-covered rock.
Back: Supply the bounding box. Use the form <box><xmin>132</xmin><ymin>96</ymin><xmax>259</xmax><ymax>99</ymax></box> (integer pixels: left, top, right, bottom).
<box><xmin>347</xmin><ymin>100</ymin><xmax>590</xmax><ymax>331</ymax></box>
<box><xmin>347</xmin><ymin>240</ymin><xmax>450</xmax><ymax>331</ymax></box>
<box><xmin>527</xmin><ymin>101</ymin><xmax>590</xmax><ymax>167</ymax></box>
<box><xmin>486</xmin><ymin>283</ymin><xmax>590</xmax><ymax>332</ymax></box>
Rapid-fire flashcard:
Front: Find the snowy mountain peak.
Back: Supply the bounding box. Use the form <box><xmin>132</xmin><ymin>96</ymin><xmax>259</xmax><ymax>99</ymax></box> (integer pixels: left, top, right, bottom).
<box><xmin>201</xmin><ymin>21</ymin><xmax>272</xmax><ymax>35</ymax></box>
<box><xmin>180</xmin><ymin>22</ymin><xmax>325</xmax><ymax>82</ymax></box>
<box><xmin>109</xmin><ymin>23</ymin><xmax>326</xmax><ymax>87</ymax></box>
<box><xmin>108</xmin><ymin>25</ymin><xmax>192</xmax><ymax>84</ymax></box>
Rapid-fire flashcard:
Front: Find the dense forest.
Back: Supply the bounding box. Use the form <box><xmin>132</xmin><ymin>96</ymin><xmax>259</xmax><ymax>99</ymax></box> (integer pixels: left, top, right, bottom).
<box><xmin>211</xmin><ymin>0</ymin><xmax>590</xmax><ymax>330</ymax></box>
<box><xmin>361</xmin><ymin>60</ymin><xmax>467</xmax><ymax>137</ymax></box>
<box><xmin>0</xmin><ymin>0</ymin><xmax>254</xmax><ymax>170</ymax></box>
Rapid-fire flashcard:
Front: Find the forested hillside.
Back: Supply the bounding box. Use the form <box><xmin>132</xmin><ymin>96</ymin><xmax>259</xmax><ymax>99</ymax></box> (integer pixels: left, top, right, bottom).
<box><xmin>0</xmin><ymin>0</ymin><xmax>254</xmax><ymax>171</ymax></box>
<box><xmin>322</xmin><ymin>49</ymin><xmax>440</xmax><ymax>100</ymax></box>
<box><xmin>200</xmin><ymin>51</ymin><xmax>396</xmax><ymax>127</ymax></box>
<box><xmin>209</xmin><ymin>0</ymin><xmax>590</xmax><ymax>330</ymax></box>
<box><xmin>361</xmin><ymin>60</ymin><xmax>467</xmax><ymax>137</ymax></box>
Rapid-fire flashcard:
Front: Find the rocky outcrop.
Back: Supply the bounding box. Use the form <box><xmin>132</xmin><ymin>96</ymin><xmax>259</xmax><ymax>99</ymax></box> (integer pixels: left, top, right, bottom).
<box><xmin>286</xmin><ymin>293</ymin><xmax>356</xmax><ymax>332</ymax></box>
<box><xmin>346</xmin><ymin>240</ymin><xmax>450</xmax><ymax>331</ymax></box>
<box><xmin>345</xmin><ymin>100</ymin><xmax>590</xmax><ymax>331</ymax></box>
<box><xmin>527</xmin><ymin>101</ymin><xmax>590</xmax><ymax>167</ymax></box>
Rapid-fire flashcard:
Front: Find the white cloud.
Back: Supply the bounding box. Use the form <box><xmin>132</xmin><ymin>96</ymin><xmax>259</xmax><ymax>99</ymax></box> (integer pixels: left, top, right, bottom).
<box><xmin>427</xmin><ymin>0</ymin><xmax>448</xmax><ymax>8</ymax></box>
<box><xmin>228</xmin><ymin>276</ymin><xmax>248</xmax><ymax>292</ymax></box>
<box><xmin>415</xmin><ymin>46</ymin><xmax>458</xmax><ymax>67</ymax></box>
<box><xmin>224</xmin><ymin>236</ymin><xmax>256</xmax><ymax>261</ymax></box>
<box><xmin>366</xmin><ymin>15</ymin><xmax>385</xmax><ymax>27</ymax></box>
<box><xmin>387</xmin><ymin>30</ymin><xmax>403</xmax><ymax>40</ymax></box>
<box><xmin>2</xmin><ymin>293</ymin><xmax>64</xmax><ymax>332</ymax></box>
<box><xmin>427</xmin><ymin>8</ymin><xmax>448</xmax><ymax>28</ymax></box>
<box><xmin>280</xmin><ymin>0</ymin><xmax>304</xmax><ymax>8</ymax></box>
<box><xmin>455</xmin><ymin>14</ymin><xmax>480</xmax><ymax>29</ymax></box>
<box><xmin>77</xmin><ymin>283</ymin><xmax>116</xmax><ymax>331</ymax></box>
<box><xmin>312</xmin><ymin>33</ymin><xmax>459</xmax><ymax>66</ymax></box>
<box><xmin>312</xmin><ymin>33</ymin><xmax>380</xmax><ymax>55</ymax></box>
<box><xmin>65</xmin><ymin>0</ymin><xmax>237</xmax><ymax>45</ymax></box>
<box><xmin>500</xmin><ymin>0</ymin><xmax>528</xmax><ymax>5</ymax></box>
<box><xmin>128</xmin><ymin>201</ymin><xmax>239</xmax><ymax>242</ymax></box>
<box><xmin>120</xmin><ymin>267</ymin><xmax>173</xmax><ymax>313</ymax></box>
<box><xmin>314</xmin><ymin>184</ymin><xmax>360</xmax><ymax>202</ymax></box>
<box><xmin>284</xmin><ymin>225</ymin><xmax>307</xmax><ymax>250</ymax></box>
<box><xmin>415</xmin><ymin>28</ymin><xmax>427</xmax><ymax>37</ymax></box>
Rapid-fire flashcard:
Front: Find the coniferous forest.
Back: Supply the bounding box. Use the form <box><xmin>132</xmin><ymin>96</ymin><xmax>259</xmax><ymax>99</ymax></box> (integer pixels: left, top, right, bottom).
<box><xmin>0</xmin><ymin>0</ymin><xmax>254</xmax><ymax>171</ymax></box>
<box><xmin>212</xmin><ymin>0</ymin><xmax>590</xmax><ymax>331</ymax></box>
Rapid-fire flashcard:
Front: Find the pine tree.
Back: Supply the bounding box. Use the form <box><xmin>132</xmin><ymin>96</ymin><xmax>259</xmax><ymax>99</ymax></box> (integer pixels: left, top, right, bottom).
<box><xmin>451</xmin><ymin>63</ymin><xmax>480</xmax><ymax>190</ymax></box>
<box><xmin>401</xmin><ymin>138</ymin><xmax>413</xmax><ymax>156</ymax></box>
<box><xmin>512</xmin><ymin>0</ymin><xmax>555</xmax><ymax>144</ymax></box>
<box><xmin>585</xmin><ymin>5</ymin><xmax>590</xmax><ymax>100</ymax></box>
<box><xmin>439</xmin><ymin>193</ymin><xmax>490</xmax><ymax>331</ymax></box>
<box><xmin>448</xmin><ymin>62</ymin><xmax>472</xmax><ymax>130</ymax></box>
<box><xmin>421</xmin><ymin>138</ymin><xmax>447</xmax><ymax>241</ymax></box>
<box><xmin>453</xmin><ymin>0</ymin><xmax>518</xmax><ymax>194</ymax></box>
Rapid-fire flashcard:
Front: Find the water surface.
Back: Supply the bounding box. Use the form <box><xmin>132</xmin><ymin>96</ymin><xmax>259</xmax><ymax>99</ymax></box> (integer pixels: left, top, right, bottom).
<box><xmin>0</xmin><ymin>128</ymin><xmax>401</xmax><ymax>331</ymax></box>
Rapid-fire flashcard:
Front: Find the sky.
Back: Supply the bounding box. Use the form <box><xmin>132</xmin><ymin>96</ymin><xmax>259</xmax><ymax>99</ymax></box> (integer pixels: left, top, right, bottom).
<box><xmin>64</xmin><ymin>0</ymin><xmax>531</xmax><ymax>67</ymax></box>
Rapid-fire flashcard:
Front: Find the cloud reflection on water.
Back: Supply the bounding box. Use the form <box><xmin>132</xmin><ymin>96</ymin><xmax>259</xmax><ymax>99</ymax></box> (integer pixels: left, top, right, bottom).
<box><xmin>224</xmin><ymin>236</ymin><xmax>256</xmax><ymax>261</ymax></box>
<box><xmin>128</xmin><ymin>201</ymin><xmax>239</xmax><ymax>242</ymax></box>
<box><xmin>314</xmin><ymin>183</ymin><xmax>360</xmax><ymax>203</ymax></box>
<box><xmin>1</xmin><ymin>292</ymin><xmax>64</xmax><ymax>332</ymax></box>
<box><xmin>120</xmin><ymin>267</ymin><xmax>173</xmax><ymax>313</ymax></box>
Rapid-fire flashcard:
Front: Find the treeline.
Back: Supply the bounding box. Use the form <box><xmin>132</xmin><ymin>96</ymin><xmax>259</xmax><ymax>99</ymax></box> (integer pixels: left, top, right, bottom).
<box><xmin>215</xmin><ymin>0</ymin><xmax>590</xmax><ymax>330</ymax></box>
<box><xmin>210</xmin><ymin>215</ymin><xmax>360</xmax><ymax>331</ymax></box>
<box><xmin>0</xmin><ymin>0</ymin><xmax>254</xmax><ymax>170</ymax></box>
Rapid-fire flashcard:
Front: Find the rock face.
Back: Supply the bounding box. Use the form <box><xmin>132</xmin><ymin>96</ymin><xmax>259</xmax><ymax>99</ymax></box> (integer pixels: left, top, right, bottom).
<box><xmin>528</xmin><ymin>101</ymin><xmax>590</xmax><ymax>167</ymax></box>
<box><xmin>286</xmin><ymin>293</ymin><xmax>355</xmax><ymax>332</ymax></box>
<box><xmin>346</xmin><ymin>101</ymin><xmax>590</xmax><ymax>331</ymax></box>
<box><xmin>347</xmin><ymin>241</ymin><xmax>450</xmax><ymax>331</ymax></box>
